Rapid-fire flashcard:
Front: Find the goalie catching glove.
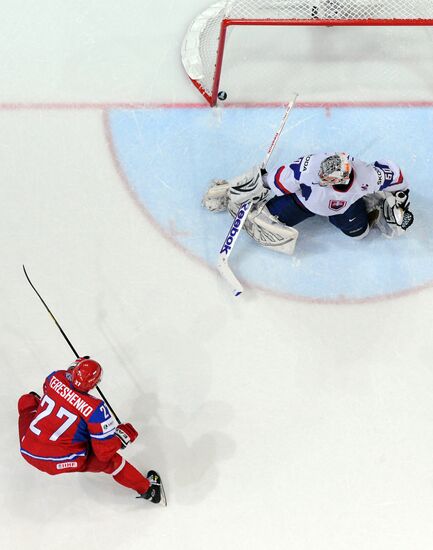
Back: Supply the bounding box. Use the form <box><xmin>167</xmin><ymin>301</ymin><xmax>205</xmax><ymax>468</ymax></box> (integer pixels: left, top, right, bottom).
<box><xmin>383</xmin><ymin>190</ymin><xmax>413</xmax><ymax>230</ymax></box>
<box><xmin>365</xmin><ymin>189</ymin><xmax>414</xmax><ymax>237</ymax></box>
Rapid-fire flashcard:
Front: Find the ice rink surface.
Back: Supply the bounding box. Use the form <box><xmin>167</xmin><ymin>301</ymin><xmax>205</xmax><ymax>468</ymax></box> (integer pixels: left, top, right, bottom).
<box><xmin>1</xmin><ymin>2</ymin><xmax>433</xmax><ymax>549</ymax></box>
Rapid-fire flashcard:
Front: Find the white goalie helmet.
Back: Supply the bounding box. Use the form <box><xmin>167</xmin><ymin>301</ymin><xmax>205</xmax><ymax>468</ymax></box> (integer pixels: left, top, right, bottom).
<box><xmin>319</xmin><ymin>153</ymin><xmax>352</xmax><ymax>187</ymax></box>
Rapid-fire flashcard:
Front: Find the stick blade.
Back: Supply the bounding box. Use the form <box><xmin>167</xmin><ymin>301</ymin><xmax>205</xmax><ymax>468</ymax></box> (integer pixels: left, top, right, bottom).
<box><xmin>217</xmin><ymin>256</ymin><xmax>243</xmax><ymax>297</ymax></box>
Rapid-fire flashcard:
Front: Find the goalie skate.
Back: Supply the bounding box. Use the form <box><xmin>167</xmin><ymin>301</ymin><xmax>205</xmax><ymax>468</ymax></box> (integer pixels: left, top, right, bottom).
<box><xmin>137</xmin><ymin>470</ymin><xmax>167</xmax><ymax>507</ymax></box>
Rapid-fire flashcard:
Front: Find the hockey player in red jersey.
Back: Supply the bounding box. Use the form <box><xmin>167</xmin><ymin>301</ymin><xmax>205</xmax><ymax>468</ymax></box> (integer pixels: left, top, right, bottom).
<box><xmin>18</xmin><ymin>357</ymin><xmax>165</xmax><ymax>505</ymax></box>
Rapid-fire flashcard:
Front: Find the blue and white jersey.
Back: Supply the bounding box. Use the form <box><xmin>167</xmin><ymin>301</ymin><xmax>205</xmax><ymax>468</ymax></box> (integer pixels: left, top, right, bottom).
<box><xmin>266</xmin><ymin>153</ymin><xmax>407</xmax><ymax>216</ymax></box>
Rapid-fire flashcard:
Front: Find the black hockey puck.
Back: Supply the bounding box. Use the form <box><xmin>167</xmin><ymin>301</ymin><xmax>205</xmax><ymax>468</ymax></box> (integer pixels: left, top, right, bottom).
<box><xmin>218</xmin><ymin>91</ymin><xmax>227</xmax><ymax>101</ymax></box>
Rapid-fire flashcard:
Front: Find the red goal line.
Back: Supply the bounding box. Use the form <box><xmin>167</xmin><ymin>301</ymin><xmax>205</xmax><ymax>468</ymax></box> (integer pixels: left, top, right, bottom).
<box><xmin>0</xmin><ymin>101</ymin><xmax>432</xmax><ymax>110</ymax></box>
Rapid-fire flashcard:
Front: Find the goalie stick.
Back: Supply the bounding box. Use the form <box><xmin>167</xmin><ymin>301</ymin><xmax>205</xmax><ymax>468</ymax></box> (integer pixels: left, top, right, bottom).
<box><xmin>217</xmin><ymin>93</ymin><xmax>298</xmax><ymax>296</ymax></box>
<box><xmin>22</xmin><ymin>265</ymin><xmax>121</xmax><ymax>423</ymax></box>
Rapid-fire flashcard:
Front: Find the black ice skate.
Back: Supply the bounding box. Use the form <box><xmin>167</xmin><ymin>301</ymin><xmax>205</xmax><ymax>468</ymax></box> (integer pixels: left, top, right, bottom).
<box><xmin>137</xmin><ymin>470</ymin><xmax>167</xmax><ymax>506</ymax></box>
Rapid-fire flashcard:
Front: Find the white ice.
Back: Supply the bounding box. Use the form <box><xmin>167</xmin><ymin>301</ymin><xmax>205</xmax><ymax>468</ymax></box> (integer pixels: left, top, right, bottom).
<box><xmin>1</xmin><ymin>2</ymin><xmax>433</xmax><ymax>550</ymax></box>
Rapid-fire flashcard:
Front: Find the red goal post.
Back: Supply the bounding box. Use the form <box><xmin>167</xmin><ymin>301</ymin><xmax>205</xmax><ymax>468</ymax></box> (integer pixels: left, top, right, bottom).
<box><xmin>181</xmin><ymin>0</ymin><xmax>433</xmax><ymax>106</ymax></box>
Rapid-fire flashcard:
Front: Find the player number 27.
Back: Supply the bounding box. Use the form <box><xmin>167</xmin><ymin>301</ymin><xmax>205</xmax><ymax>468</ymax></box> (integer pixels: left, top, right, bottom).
<box><xmin>29</xmin><ymin>395</ymin><xmax>78</xmax><ymax>441</ymax></box>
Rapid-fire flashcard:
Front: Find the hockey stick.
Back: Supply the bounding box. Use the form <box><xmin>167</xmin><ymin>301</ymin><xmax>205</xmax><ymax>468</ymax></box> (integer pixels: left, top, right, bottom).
<box><xmin>22</xmin><ymin>265</ymin><xmax>121</xmax><ymax>423</ymax></box>
<box><xmin>217</xmin><ymin>93</ymin><xmax>298</xmax><ymax>296</ymax></box>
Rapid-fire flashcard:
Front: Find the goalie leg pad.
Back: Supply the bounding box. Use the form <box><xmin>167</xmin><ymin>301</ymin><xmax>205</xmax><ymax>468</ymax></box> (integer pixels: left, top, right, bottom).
<box><xmin>228</xmin><ymin>201</ymin><xmax>298</xmax><ymax>255</ymax></box>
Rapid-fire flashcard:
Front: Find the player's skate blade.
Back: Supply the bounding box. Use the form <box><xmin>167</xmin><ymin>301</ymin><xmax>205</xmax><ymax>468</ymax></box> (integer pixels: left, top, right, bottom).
<box><xmin>136</xmin><ymin>470</ymin><xmax>167</xmax><ymax>506</ymax></box>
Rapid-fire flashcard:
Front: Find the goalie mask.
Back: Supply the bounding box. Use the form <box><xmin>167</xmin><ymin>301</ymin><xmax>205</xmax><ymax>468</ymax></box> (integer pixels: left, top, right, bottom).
<box><xmin>319</xmin><ymin>153</ymin><xmax>352</xmax><ymax>187</ymax></box>
<box><xmin>69</xmin><ymin>356</ymin><xmax>102</xmax><ymax>392</ymax></box>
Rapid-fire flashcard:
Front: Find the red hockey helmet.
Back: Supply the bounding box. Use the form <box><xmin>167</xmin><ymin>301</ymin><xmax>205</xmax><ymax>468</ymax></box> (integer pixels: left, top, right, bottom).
<box><xmin>70</xmin><ymin>357</ymin><xmax>102</xmax><ymax>392</ymax></box>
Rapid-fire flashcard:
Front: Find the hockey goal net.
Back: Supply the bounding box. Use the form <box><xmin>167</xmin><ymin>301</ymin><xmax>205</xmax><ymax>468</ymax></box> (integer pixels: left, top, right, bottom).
<box><xmin>181</xmin><ymin>0</ymin><xmax>433</xmax><ymax>106</ymax></box>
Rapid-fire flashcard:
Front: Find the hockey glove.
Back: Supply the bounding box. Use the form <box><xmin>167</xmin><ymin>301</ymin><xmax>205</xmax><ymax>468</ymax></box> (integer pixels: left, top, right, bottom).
<box><xmin>383</xmin><ymin>190</ymin><xmax>414</xmax><ymax>232</ymax></box>
<box><xmin>393</xmin><ymin>189</ymin><xmax>410</xmax><ymax>209</ymax></box>
<box><xmin>115</xmin><ymin>423</ymin><xmax>138</xmax><ymax>448</ymax></box>
<box><xmin>228</xmin><ymin>165</ymin><xmax>269</xmax><ymax>207</ymax></box>
<box><xmin>18</xmin><ymin>392</ymin><xmax>41</xmax><ymax>414</ymax></box>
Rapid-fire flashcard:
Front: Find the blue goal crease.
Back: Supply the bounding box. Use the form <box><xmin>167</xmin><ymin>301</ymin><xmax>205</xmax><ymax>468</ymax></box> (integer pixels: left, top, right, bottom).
<box><xmin>108</xmin><ymin>106</ymin><xmax>433</xmax><ymax>301</ymax></box>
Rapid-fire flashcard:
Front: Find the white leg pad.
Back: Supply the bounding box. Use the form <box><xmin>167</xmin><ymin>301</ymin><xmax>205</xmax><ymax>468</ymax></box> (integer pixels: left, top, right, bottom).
<box><xmin>228</xmin><ymin>201</ymin><xmax>298</xmax><ymax>255</ymax></box>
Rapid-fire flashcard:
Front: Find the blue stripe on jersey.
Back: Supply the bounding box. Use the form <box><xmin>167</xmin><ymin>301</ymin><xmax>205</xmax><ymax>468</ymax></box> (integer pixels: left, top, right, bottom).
<box><xmin>289</xmin><ymin>158</ymin><xmax>304</xmax><ymax>181</ymax></box>
<box><xmin>45</xmin><ymin>371</ymin><xmax>57</xmax><ymax>384</ymax></box>
<box><xmin>89</xmin><ymin>403</ymin><xmax>111</xmax><ymax>424</ymax></box>
<box><xmin>72</xmin><ymin>417</ymin><xmax>90</xmax><ymax>443</ymax></box>
<box><xmin>20</xmin><ymin>448</ymin><xmax>86</xmax><ymax>461</ymax></box>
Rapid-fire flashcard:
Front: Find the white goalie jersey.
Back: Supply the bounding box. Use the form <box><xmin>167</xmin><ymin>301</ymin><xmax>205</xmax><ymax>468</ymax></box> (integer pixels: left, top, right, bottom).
<box><xmin>266</xmin><ymin>153</ymin><xmax>408</xmax><ymax>217</ymax></box>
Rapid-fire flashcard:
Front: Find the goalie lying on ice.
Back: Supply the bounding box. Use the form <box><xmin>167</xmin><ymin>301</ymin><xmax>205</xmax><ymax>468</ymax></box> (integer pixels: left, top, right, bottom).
<box><xmin>202</xmin><ymin>152</ymin><xmax>414</xmax><ymax>255</ymax></box>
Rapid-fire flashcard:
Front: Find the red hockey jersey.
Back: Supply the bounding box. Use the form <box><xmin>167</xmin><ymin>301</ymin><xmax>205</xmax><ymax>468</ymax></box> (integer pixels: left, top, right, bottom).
<box><xmin>20</xmin><ymin>369</ymin><xmax>121</xmax><ymax>471</ymax></box>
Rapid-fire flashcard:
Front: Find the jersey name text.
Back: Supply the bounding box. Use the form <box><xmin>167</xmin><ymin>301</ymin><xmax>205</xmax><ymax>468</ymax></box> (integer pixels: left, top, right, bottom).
<box><xmin>49</xmin><ymin>376</ymin><xmax>94</xmax><ymax>418</ymax></box>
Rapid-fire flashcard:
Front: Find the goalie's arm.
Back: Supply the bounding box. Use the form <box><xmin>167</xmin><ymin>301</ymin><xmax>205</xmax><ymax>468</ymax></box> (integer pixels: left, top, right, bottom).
<box><xmin>227</xmin><ymin>161</ymin><xmax>305</xmax><ymax>206</ymax></box>
<box><xmin>265</xmin><ymin>163</ymin><xmax>303</xmax><ymax>197</ymax></box>
<box><xmin>374</xmin><ymin>159</ymin><xmax>407</xmax><ymax>193</ymax></box>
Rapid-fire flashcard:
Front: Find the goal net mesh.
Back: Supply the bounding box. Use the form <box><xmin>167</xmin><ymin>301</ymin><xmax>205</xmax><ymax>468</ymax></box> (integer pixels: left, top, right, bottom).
<box><xmin>182</xmin><ymin>0</ymin><xmax>433</xmax><ymax>104</ymax></box>
<box><xmin>225</xmin><ymin>0</ymin><xmax>433</xmax><ymax>20</ymax></box>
